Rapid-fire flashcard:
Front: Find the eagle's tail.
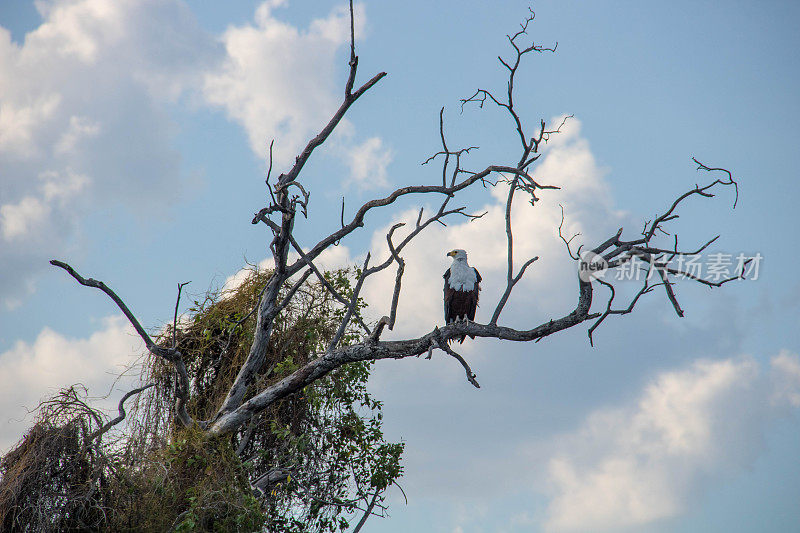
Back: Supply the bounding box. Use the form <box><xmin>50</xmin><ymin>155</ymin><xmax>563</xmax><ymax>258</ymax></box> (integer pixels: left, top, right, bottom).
<box><xmin>446</xmin><ymin>334</ymin><xmax>466</xmax><ymax>345</ymax></box>
<box><xmin>446</xmin><ymin>317</ymin><xmax>473</xmax><ymax>344</ymax></box>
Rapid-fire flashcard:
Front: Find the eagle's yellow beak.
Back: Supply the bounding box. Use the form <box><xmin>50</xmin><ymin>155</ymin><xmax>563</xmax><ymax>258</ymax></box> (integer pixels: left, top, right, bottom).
<box><xmin>447</xmin><ymin>250</ymin><xmax>457</xmax><ymax>257</ymax></box>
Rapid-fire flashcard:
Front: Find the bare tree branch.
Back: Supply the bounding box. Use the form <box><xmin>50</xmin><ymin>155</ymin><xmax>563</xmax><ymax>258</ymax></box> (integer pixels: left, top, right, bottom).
<box><xmin>558</xmin><ymin>204</ymin><xmax>584</xmax><ymax>260</ymax></box>
<box><xmin>225</xmin><ymin>157</ymin><xmax>743</xmax><ymax>431</ymax></box>
<box><xmin>89</xmin><ymin>383</ymin><xmax>155</xmax><ymax>442</ymax></box>
<box><xmin>587</xmin><ymin>276</ymin><xmax>659</xmax><ymax>346</ymax></box>
<box><xmin>282</xmin><ymin>232</ymin><xmax>371</xmax><ymax>335</ymax></box>
<box><xmin>216</xmin><ymin>0</ymin><xmax>389</xmax><ymax>420</ymax></box>
<box><xmin>51</xmin><ymin>260</ymin><xmax>167</xmax><ymax>359</ymax></box>
<box><xmin>491</xmin><ymin>176</ymin><xmax>540</xmax><ymax>325</ymax></box>
<box><xmin>385</xmin><ymin>222</ymin><xmax>406</xmax><ymax>332</ymax></box>
<box><xmin>328</xmin><ymin>253</ymin><xmax>370</xmax><ymax>352</ymax></box>
<box><xmin>50</xmin><ymin>260</ymin><xmax>194</xmax><ymax>427</ymax></box>
<box><xmin>434</xmin><ymin>329</ymin><xmax>480</xmax><ymax>388</ymax></box>
<box><xmin>201</xmin><ymin>10</ymin><xmax>747</xmax><ymax>437</ymax></box>
<box><xmin>172</xmin><ymin>281</ymin><xmax>190</xmax><ymax>349</ymax></box>
<box><xmin>283</xmin><ymin>164</ymin><xmax>557</xmax><ymax>283</ymax></box>
<box><xmin>209</xmin><ymin>277</ymin><xmax>595</xmax><ymax>436</ymax></box>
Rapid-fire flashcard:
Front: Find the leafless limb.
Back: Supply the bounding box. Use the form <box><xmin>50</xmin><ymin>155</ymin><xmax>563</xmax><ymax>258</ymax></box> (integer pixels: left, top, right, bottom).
<box><xmin>421</xmin><ymin>107</ymin><xmax>480</xmax><ymax>187</ymax></box>
<box><xmin>215</xmin><ymin>150</ymin><xmax>748</xmax><ymax>432</ymax></box>
<box><xmin>172</xmin><ymin>281</ymin><xmax>190</xmax><ymax>349</ymax></box>
<box><xmin>459</xmin><ymin>15</ymin><xmax>566</xmax><ymax>326</ymax></box>
<box><xmin>328</xmin><ymin>253</ymin><xmax>370</xmax><ymax>352</ymax></box>
<box><xmin>197</xmin><ymin>9</ymin><xmax>746</xmax><ymax>436</ymax></box>
<box><xmin>558</xmin><ymin>204</ymin><xmax>583</xmax><ymax>260</ymax></box>
<box><xmin>490</xmin><ymin>176</ymin><xmax>540</xmax><ymax>325</ymax></box>
<box><xmin>89</xmin><ymin>383</ymin><xmax>155</xmax><ymax>442</ymax></box>
<box><xmin>587</xmin><ymin>276</ymin><xmax>659</xmax><ymax>346</ymax></box>
<box><xmin>215</xmin><ymin>0</ymin><xmax>388</xmax><ymax>421</ymax></box>
<box><xmin>657</xmin><ymin>266</ymin><xmax>683</xmax><ymax>317</ymax></box>
<box><xmin>434</xmin><ymin>328</ymin><xmax>480</xmax><ymax>388</ymax></box>
<box><xmin>51</xmin><ymin>260</ymin><xmax>166</xmax><ymax>359</ymax></box>
<box><xmin>661</xmin><ymin>259</ymin><xmax>751</xmax><ymax>287</ymax></box>
<box><xmin>49</xmin><ymin>260</ymin><xmax>194</xmax><ymax>427</ymax></box>
<box><xmin>384</xmin><ymin>223</ymin><xmax>406</xmax><ymax>332</ymax></box>
<box><xmin>461</xmin><ymin>8</ymin><xmax>557</xmax><ymax>166</ymax></box>
<box><xmin>570</xmin><ymin>161</ymin><xmax>743</xmax><ymax>343</ymax></box>
<box><xmin>265</xmin><ymin>139</ymin><xmax>278</xmax><ymax>206</ymax></box>
<box><xmin>208</xmin><ymin>274</ymin><xmax>596</xmax><ymax>435</ymax></box>
<box><xmin>285</xmin><ymin>236</ymin><xmax>371</xmax><ymax>334</ymax></box>
<box><xmin>693</xmin><ymin>157</ymin><xmax>739</xmax><ymax>208</ymax></box>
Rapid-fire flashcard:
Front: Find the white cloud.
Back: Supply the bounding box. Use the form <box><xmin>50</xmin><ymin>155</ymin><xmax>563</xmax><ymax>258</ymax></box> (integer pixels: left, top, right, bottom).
<box><xmin>1</xmin><ymin>169</ymin><xmax>88</xmax><ymax>241</ymax></box>
<box><xmin>221</xmin><ymin>258</ymin><xmax>274</xmax><ymax>296</ymax></box>
<box><xmin>541</xmin><ymin>352</ymin><xmax>800</xmax><ymax>533</ymax></box>
<box><xmin>0</xmin><ymin>0</ymin><xmax>389</xmax><ymax>309</ymax></box>
<box><xmin>345</xmin><ymin>136</ymin><xmax>392</xmax><ymax>189</ymax></box>
<box><xmin>220</xmin><ymin>244</ymin><xmax>358</xmax><ymax>296</ymax></box>
<box><xmin>771</xmin><ymin>349</ymin><xmax>800</xmax><ymax>407</ymax></box>
<box><xmin>203</xmin><ymin>1</ymin><xmax>363</xmax><ymax>166</ymax></box>
<box><xmin>0</xmin><ymin>315</ymin><xmax>143</xmax><ymax>453</ymax></box>
<box><xmin>0</xmin><ymin>0</ymin><xmax>218</xmax><ymax>307</ymax></box>
<box><xmin>54</xmin><ymin>115</ymin><xmax>100</xmax><ymax>154</ymax></box>
<box><xmin>202</xmin><ymin>1</ymin><xmax>394</xmax><ymax>194</ymax></box>
<box><xmin>0</xmin><ymin>92</ymin><xmax>61</xmax><ymax>156</ymax></box>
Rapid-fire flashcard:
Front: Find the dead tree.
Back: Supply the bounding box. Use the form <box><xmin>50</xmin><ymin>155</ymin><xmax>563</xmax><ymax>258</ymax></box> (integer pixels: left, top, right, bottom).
<box><xmin>51</xmin><ymin>1</ymin><xmax>744</xmax><ymax>489</ymax></box>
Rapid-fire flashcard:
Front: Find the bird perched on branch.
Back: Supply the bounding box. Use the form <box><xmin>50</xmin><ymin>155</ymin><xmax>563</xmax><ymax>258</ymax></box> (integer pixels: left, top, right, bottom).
<box><xmin>443</xmin><ymin>249</ymin><xmax>481</xmax><ymax>343</ymax></box>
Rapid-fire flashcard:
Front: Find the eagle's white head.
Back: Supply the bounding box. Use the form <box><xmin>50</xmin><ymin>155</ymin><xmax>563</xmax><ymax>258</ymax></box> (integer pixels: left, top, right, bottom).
<box><xmin>447</xmin><ymin>249</ymin><xmax>468</xmax><ymax>263</ymax></box>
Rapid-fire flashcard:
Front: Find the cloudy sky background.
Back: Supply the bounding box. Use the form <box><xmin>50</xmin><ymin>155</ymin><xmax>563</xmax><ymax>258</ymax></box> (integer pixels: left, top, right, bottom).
<box><xmin>1</xmin><ymin>1</ymin><xmax>799</xmax><ymax>531</ymax></box>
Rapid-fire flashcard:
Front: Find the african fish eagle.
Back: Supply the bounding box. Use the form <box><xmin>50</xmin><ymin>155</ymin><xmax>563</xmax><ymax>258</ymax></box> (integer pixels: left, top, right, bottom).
<box><xmin>443</xmin><ymin>249</ymin><xmax>481</xmax><ymax>343</ymax></box>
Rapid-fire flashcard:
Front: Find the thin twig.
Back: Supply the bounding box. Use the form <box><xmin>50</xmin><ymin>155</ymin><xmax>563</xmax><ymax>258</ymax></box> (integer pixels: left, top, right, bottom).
<box><xmin>172</xmin><ymin>281</ymin><xmax>190</xmax><ymax>350</ymax></box>
<box><xmin>433</xmin><ymin>328</ymin><xmax>480</xmax><ymax>388</ymax></box>
<box><xmin>328</xmin><ymin>253</ymin><xmax>370</xmax><ymax>352</ymax></box>
<box><xmin>89</xmin><ymin>383</ymin><xmax>155</xmax><ymax>442</ymax></box>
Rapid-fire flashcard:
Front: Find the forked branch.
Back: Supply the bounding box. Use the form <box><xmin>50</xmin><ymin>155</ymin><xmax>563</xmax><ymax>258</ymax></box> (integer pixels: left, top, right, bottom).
<box><xmin>50</xmin><ymin>260</ymin><xmax>194</xmax><ymax>427</ymax></box>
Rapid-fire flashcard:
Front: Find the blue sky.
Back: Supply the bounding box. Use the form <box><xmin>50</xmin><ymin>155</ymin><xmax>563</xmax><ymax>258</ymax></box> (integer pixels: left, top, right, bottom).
<box><xmin>1</xmin><ymin>1</ymin><xmax>799</xmax><ymax>532</ymax></box>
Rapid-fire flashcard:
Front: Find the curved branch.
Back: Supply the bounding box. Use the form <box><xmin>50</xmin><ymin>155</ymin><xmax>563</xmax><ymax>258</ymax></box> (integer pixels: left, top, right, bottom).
<box><xmin>491</xmin><ymin>177</ymin><xmax>540</xmax><ymax>324</ymax></box>
<box><xmin>352</xmin><ymin>492</ymin><xmax>381</xmax><ymax>533</ymax></box>
<box><xmin>172</xmin><ymin>281</ymin><xmax>190</xmax><ymax>349</ymax></box>
<box><xmin>434</xmin><ymin>328</ymin><xmax>480</xmax><ymax>388</ymax></box>
<box><xmin>89</xmin><ymin>383</ymin><xmax>155</xmax><ymax>442</ymax></box>
<box><xmin>328</xmin><ymin>253</ymin><xmax>370</xmax><ymax>352</ymax></box>
<box><xmin>51</xmin><ymin>260</ymin><xmax>169</xmax><ymax>360</ymax></box>
<box><xmin>286</xmin><ymin>165</ymin><xmax>557</xmax><ymax>278</ymax></box>
<box><xmin>209</xmin><ymin>278</ymin><xmax>593</xmax><ymax>436</ymax></box>
<box><xmin>384</xmin><ymin>223</ymin><xmax>406</xmax><ymax>332</ymax></box>
<box><xmin>50</xmin><ymin>260</ymin><xmax>194</xmax><ymax>427</ymax></box>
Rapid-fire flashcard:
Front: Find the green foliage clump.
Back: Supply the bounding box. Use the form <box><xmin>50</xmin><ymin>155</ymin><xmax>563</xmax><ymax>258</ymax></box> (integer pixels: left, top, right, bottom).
<box><xmin>137</xmin><ymin>266</ymin><xmax>403</xmax><ymax>531</ymax></box>
<box><xmin>114</xmin><ymin>426</ymin><xmax>263</xmax><ymax>532</ymax></box>
<box><xmin>168</xmin><ymin>268</ymin><xmax>402</xmax><ymax>532</ymax></box>
<box><xmin>0</xmin><ymin>267</ymin><xmax>403</xmax><ymax>532</ymax></box>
